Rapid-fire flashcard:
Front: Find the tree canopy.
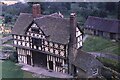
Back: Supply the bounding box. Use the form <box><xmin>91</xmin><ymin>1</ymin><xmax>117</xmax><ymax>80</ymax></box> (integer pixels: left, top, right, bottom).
<box><xmin>2</xmin><ymin>2</ymin><xmax>119</xmax><ymax>24</ymax></box>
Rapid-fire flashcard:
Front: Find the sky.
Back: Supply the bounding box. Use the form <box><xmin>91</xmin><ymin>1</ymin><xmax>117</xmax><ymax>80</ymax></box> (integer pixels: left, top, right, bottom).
<box><xmin>1</xmin><ymin>1</ymin><xmax>18</xmax><ymax>5</ymax></box>
<box><xmin>1</xmin><ymin>0</ymin><xmax>26</xmax><ymax>5</ymax></box>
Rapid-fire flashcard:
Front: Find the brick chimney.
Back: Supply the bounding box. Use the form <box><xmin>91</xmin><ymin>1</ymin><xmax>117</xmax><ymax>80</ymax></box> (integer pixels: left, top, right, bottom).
<box><xmin>68</xmin><ymin>13</ymin><xmax>77</xmax><ymax>76</ymax></box>
<box><xmin>69</xmin><ymin>13</ymin><xmax>77</xmax><ymax>59</ymax></box>
<box><xmin>70</xmin><ymin>13</ymin><xmax>77</xmax><ymax>46</ymax></box>
<box><xmin>32</xmin><ymin>4</ymin><xmax>41</xmax><ymax>17</ymax></box>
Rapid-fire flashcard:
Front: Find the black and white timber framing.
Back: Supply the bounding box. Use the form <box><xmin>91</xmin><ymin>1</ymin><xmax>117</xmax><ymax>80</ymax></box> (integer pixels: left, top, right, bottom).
<box><xmin>12</xmin><ymin>4</ymin><xmax>103</xmax><ymax>78</ymax></box>
<box><xmin>13</xmin><ymin>22</ymin><xmax>82</xmax><ymax>74</ymax></box>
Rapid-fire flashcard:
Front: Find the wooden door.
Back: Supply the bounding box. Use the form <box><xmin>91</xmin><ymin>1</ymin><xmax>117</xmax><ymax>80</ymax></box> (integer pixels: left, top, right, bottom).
<box><xmin>48</xmin><ymin>61</ymin><xmax>53</xmax><ymax>70</ymax></box>
<box><xmin>27</xmin><ymin>55</ymin><xmax>31</xmax><ymax>65</ymax></box>
<box><xmin>110</xmin><ymin>33</ymin><xmax>116</xmax><ymax>39</ymax></box>
<box><xmin>32</xmin><ymin>51</ymin><xmax>47</xmax><ymax>68</ymax></box>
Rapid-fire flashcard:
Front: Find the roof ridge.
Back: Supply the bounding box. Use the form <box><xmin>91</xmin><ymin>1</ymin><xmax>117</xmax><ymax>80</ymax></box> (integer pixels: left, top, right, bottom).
<box><xmin>88</xmin><ymin>16</ymin><xmax>120</xmax><ymax>22</ymax></box>
<box><xmin>20</xmin><ymin>13</ymin><xmax>32</xmax><ymax>15</ymax></box>
<box><xmin>35</xmin><ymin>14</ymin><xmax>68</xmax><ymax>21</ymax></box>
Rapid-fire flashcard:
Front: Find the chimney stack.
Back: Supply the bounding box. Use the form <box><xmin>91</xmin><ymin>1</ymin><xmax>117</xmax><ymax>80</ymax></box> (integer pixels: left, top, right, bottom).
<box><xmin>68</xmin><ymin>13</ymin><xmax>77</xmax><ymax>75</ymax></box>
<box><xmin>70</xmin><ymin>13</ymin><xmax>77</xmax><ymax>46</ymax></box>
<box><xmin>32</xmin><ymin>4</ymin><xmax>41</xmax><ymax>17</ymax></box>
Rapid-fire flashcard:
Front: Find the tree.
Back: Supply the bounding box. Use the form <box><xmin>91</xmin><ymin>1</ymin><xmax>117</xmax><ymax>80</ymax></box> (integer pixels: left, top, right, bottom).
<box><xmin>4</xmin><ymin>14</ymin><xmax>12</xmax><ymax>24</ymax></box>
<box><xmin>118</xmin><ymin>2</ymin><xmax>120</xmax><ymax>20</ymax></box>
<box><xmin>105</xmin><ymin>2</ymin><xmax>117</xmax><ymax>14</ymax></box>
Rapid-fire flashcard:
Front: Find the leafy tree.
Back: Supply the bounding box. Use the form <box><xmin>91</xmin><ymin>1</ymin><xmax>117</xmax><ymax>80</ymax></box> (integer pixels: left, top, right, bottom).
<box><xmin>105</xmin><ymin>2</ymin><xmax>117</xmax><ymax>12</ymax></box>
<box><xmin>4</xmin><ymin>14</ymin><xmax>12</xmax><ymax>24</ymax></box>
<box><xmin>118</xmin><ymin>2</ymin><xmax>120</xmax><ymax>20</ymax></box>
<box><xmin>99</xmin><ymin>10</ymin><xmax>107</xmax><ymax>18</ymax></box>
<box><xmin>97</xmin><ymin>3</ymin><xmax>106</xmax><ymax>10</ymax></box>
<box><xmin>78</xmin><ymin>2</ymin><xmax>88</xmax><ymax>8</ymax></box>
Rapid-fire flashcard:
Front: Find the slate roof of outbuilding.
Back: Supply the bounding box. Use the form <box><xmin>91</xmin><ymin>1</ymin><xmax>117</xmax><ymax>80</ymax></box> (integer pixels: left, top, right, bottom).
<box><xmin>73</xmin><ymin>48</ymin><xmax>103</xmax><ymax>72</ymax></box>
<box><xmin>84</xmin><ymin>16</ymin><xmax>120</xmax><ymax>34</ymax></box>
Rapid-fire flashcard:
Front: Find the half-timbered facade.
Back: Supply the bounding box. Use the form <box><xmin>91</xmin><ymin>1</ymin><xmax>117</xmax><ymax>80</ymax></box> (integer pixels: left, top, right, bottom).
<box><xmin>12</xmin><ymin>4</ymin><xmax>83</xmax><ymax>75</ymax></box>
<box><xmin>12</xmin><ymin>4</ymin><xmax>103</xmax><ymax>78</ymax></box>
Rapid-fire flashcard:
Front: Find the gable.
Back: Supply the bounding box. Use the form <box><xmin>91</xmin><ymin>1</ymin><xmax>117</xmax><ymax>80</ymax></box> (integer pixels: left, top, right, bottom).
<box><xmin>76</xmin><ymin>27</ymin><xmax>83</xmax><ymax>48</ymax></box>
<box><xmin>26</xmin><ymin>23</ymin><xmax>46</xmax><ymax>39</ymax></box>
<box><xmin>12</xmin><ymin>12</ymin><xmax>63</xmax><ymax>35</ymax></box>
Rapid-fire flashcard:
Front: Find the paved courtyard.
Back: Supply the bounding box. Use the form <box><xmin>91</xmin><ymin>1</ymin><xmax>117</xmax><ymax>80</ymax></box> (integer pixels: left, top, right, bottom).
<box><xmin>18</xmin><ymin>63</ymin><xmax>73</xmax><ymax>78</ymax></box>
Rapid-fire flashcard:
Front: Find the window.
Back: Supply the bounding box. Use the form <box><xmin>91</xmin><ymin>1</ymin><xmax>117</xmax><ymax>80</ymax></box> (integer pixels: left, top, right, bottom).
<box><xmin>32</xmin><ymin>38</ymin><xmax>42</xmax><ymax>46</ymax></box>
<box><xmin>31</xmin><ymin>27</ymin><xmax>39</xmax><ymax>34</ymax></box>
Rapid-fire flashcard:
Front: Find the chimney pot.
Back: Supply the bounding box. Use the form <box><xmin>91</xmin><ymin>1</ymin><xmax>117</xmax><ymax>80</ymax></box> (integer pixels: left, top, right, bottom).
<box><xmin>70</xmin><ymin>13</ymin><xmax>76</xmax><ymax>16</ymax></box>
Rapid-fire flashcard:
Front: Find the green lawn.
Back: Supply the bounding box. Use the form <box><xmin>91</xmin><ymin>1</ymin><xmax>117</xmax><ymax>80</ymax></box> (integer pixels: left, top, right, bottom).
<box><xmin>97</xmin><ymin>57</ymin><xmax>119</xmax><ymax>67</ymax></box>
<box><xmin>0</xmin><ymin>20</ymin><xmax>2</xmax><ymax>24</ymax></box>
<box><xmin>1</xmin><ymin>60</ymin><xmax>34</xmax><ymax>78</ymax></box>
<box><xmin>82</xmin><ymin>35</ymin><xmax>120</xmax><ymax>72</ymax></box>
<box><xmin>97</xmin><ymin>57</ymin><xmax>120</xmax><ymax>72</ymax></box>
<box><xmin>82</xmin><ymin>35</ymin><xmax>120</xmax><ymax>56</ymax></box>
<box><xmin>0</xmin><ymin>29</ymin><xmax>34</xmax><ymax>78</ymax></box>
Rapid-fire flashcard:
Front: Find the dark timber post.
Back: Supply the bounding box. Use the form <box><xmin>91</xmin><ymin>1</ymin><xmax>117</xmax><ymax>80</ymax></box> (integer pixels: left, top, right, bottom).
<box><xmin>68</xmin><ymin>13</ymin><xmax>77</xmax><ymax>76</ymax></box>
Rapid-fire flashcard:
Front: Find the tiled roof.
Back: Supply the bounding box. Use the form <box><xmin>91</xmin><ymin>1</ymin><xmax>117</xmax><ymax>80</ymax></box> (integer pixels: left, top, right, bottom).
<box><xmin>84</xmin><ymin>16</ymin><xmax>120</xmax><ymax>34</ymax></box>
<box><xmin>12</xmin><ymin>13</ymin><xmax>34</xmax><ymax>35</ymax></box>
<box><xmin>12</xmin><ymin>12</ymin><xmax>81</xmax><ymax>44</ymax></box>
<box><xmin>73</xmin><ymin>48</ymin><xmax>103</xmax><ymax>72</ymax></box>
<box><xmin>34</xmin><ymin>16</ymin><xmax>70</xmax><ymax>44</ymax></box>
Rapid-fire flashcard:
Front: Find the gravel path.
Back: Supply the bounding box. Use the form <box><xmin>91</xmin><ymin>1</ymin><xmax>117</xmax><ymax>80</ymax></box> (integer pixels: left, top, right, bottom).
<box><xmin>88</xmin><ymin>52</ymin><xmax>120</xmax><ymax>61</ymax></box>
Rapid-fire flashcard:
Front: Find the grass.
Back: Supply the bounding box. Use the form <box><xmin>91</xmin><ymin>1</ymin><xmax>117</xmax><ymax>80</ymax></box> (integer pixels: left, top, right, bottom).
<box><xmin>1</xmin><ymin>60</ymin><xmax>34</xmax><ymax>78</ymax></box>
<box><xmin>97</xmin><ymin>57</ymin><xmax>119</xmax><ymax>66</ymax></box>
<box><xmin>97</xmin><ymin>57</ymin><xmax>120</xmax><ymax>72</ymax></box>
<box><xmin>1</xmin><ymin>30</ymin><xmax>33</xmax><ymax>78</ymax></box>
<box><xmin>82</xmin><ymin>35</ymin><xmax>120</xmax><ymax>72</ymax></box>
<box><xmin>82</xmin><ymin>35</ymin><xmax>120</xmax><ymax>56</ymax></box>
<box><xmin>0</xmin><ymin>28</ymin><xmax>32</xmax><ymax>78</ymax></box>
<box><xmin>0</xmin><ymin>20</ymin><xmax>2</xmax><ymax>24</ymax></box>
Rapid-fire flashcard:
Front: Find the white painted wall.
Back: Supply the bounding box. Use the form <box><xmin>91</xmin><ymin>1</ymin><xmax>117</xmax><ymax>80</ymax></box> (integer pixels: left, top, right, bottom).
<box><xmin>76</xmin><ymin>27</ymin><xmax>83</xmax><ymax>49</ymax></box>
